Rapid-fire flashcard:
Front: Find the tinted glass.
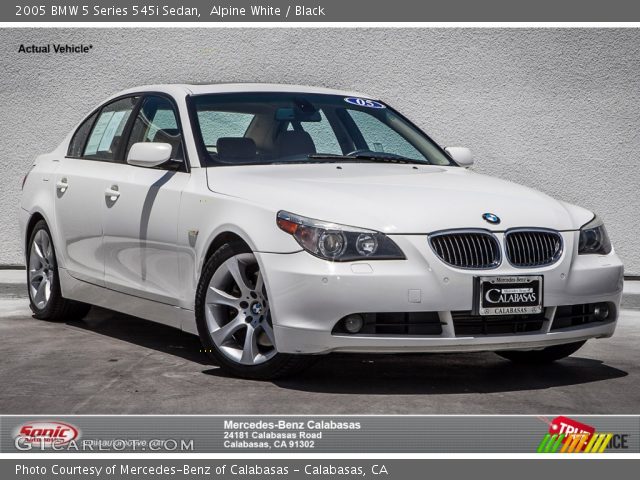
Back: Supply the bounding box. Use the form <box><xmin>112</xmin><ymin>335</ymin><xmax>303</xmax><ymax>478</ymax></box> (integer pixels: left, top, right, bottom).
<box><xmin>191</xmin><ymin>92</ymin><xmax>453</xmax><ymax>167</ymax></box>
<box><xmin>126</xmin><ymin>96</ymin><xmax>184</xmax><ymax>162</ymax></box>
<box><xmin>68</xmin><ymin>111</ymin><xmax>97</xmax><ymax>158</ymax></box>
<box><xmin>288</xmin><ymin>110</ymin><xmax>342</xmax><ymax>155</ymax></box>
<box><xmin>83</xmin><ymin>97</ymin><xmax>138</xmax><ymax>161</ymax></box>
<box><xmin>197</xmin><ymin>111</ymin><xmax>254</xmax><ymax>148</ymax></box>
<box><xmin>347</xmin><ymin>110</ymin><xmax>424</xmax><ymax>160</ymax></box>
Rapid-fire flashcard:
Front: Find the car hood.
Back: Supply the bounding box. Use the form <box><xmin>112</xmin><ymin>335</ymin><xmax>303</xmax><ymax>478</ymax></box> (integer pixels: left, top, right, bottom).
<box><xmin>206</xmin><ymin>163</ymin><xmax>593</xmax><ymax>233</ymax></box>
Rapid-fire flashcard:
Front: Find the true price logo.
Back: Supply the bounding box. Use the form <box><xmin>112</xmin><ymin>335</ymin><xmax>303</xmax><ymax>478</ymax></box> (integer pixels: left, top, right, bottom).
<box><xmin>549</xmin><ymin>416</ymin><xmax>596</xmax><ymax>440</ymax></box>
<box><xmin>537</xmin><ymin>416</ymin><xmax>622</xmax><ymax>453</ymax></box>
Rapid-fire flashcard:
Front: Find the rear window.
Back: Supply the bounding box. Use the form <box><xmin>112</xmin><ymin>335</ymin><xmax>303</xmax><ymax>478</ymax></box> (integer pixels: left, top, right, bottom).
<box><xmin>68</xmin><ymin>111</ymin><xmax>97</xmax><ymax>158</ymax></box>
<box><xmin>83</xmin><ymin>97</ymin><xmax>138</xmax><ymax>161</ymax></box>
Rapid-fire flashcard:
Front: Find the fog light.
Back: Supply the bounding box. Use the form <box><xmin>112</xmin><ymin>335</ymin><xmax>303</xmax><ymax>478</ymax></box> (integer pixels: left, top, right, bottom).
<box><xmin>343</xmin><ymin>314</ymin><xmax>364</xmax><ymax>334</ymax></box>
<box><xmin>594</xmin><ymin>303</ymin><xmax>610</xmax><ymax>321</ymax></box>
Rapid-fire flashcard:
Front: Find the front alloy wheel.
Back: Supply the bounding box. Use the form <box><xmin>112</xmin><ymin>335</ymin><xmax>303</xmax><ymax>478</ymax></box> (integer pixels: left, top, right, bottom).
<box><xmin>205</xmin><ymin>252</ymin><xmax>276</xmax><ymax>365</ymax></box>
<box><xmin>195</xmin><ymin>241</ymin><xmax>311</xmax><ymax>379</ymax></box>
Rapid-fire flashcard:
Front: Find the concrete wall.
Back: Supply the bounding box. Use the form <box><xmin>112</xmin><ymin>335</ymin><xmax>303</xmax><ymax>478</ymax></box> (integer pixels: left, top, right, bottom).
<box><xmin>1</xmin><ymin>28</ymin><xmax>639</xmax><ymax>273</ymax></box>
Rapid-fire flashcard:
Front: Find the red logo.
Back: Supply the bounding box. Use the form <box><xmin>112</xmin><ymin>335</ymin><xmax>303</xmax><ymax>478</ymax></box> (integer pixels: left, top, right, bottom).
<box><xmin>548</xmin><ymin>416</ymin><xmax>595</xmax><ymax>443</ymax></box>
<box><xmin>15</xmin><ymin>421</ymin><xmax>79</xmax><ymax>447</ymax></box>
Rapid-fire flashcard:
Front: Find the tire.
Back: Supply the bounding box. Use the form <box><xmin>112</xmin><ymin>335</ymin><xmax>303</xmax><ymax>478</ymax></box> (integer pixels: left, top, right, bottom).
<box><xmin>195</xmin><ymin>241</ymin><xmax>312</xmax><ymax>380</ymax></box>
<box><xmin>496</xmin><ymin>341</ymin><xmax>586</xmax><ymax>364</ymax></box>
<box><xmin>27</xmin><ymin>220</ymin><xmax>91</xmax><ymax>322</ymax></box>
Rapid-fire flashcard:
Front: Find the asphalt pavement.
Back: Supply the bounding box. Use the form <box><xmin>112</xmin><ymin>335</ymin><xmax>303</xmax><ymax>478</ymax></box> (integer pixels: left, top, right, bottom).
<box><xmin>0</xmin><ymin>270</ymin><xmax>638</xmax><ymax>414</ymax></box>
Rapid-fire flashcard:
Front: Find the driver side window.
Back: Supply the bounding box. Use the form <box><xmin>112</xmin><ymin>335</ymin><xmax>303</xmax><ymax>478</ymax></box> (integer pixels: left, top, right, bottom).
<box><xmin>126</xmin><ymin>95</ymin><xmax>185</xmax><ymax>170</ymax></box>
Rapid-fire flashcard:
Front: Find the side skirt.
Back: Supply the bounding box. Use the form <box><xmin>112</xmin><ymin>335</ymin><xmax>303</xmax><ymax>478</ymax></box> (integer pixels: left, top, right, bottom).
<box><xmin>59</xmin><ymin>268</ymin><xmax>197</xmax><ymax>335</ymax></box>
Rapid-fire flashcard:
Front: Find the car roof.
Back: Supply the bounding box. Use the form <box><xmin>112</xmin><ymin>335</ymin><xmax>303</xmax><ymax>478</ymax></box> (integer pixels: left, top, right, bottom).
<box><xmin>112</xmin><ymin>83</ymin><xmax>376</xmax><ymax>100</ymax></box>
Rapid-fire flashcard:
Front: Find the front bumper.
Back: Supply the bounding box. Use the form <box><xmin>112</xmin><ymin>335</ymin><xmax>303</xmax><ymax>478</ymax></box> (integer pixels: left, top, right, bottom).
<box><xmin>257</xmin><ymin>232</ymin><xmax>624</xmax><ymax>354</ymax></box>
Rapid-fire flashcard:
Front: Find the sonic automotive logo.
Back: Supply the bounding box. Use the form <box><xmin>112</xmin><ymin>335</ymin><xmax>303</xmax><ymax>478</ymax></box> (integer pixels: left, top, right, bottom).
<box><xmin>14</xmin><ymin>421</ymin><xmax>79</xmax><ymax>449</ymax></box>
<box><xmin>537</xmin><ymin>416</ymin><xmax>628</xmax><ymax>453</ymax></box>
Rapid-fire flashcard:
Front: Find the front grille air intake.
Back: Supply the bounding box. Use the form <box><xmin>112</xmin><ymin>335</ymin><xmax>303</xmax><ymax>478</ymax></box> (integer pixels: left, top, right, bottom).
<box><xmin>505</xmin><ymin>229</ymin><xmax>563</xmax><ymax>267</ymax></box>
<box><xmin>429</xmin><ymin>231</ymin><xmax>500</xmax><ymax>269</ymax></box>
<box><xmin>332</xmin><ymin>312</ymin><xmax>443</xmax><ymax>336</ymax></box>
<box><xmin>451</xmin><ymin>311</ymin><xmax>545</xmax><ymax>335</ymax></box>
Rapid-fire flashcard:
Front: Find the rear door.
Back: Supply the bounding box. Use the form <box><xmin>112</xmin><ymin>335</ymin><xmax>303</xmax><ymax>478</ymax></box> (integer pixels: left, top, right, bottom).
<box><xmin>54</xmin><ymin>96</ymin><xmax>139</xmax><ymax>286</ymax></box>
<box><xmin>102</xmin><ymin>94</ymin><xmax>190</xmax><ymax>309</ymax></box>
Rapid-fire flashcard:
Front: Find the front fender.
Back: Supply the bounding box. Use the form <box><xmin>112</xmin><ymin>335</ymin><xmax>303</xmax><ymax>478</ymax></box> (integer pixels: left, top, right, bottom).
<box><xmin>176</xmin><ymin>184</ymin><xmax>301</xmax><ymax>308</ymax></box>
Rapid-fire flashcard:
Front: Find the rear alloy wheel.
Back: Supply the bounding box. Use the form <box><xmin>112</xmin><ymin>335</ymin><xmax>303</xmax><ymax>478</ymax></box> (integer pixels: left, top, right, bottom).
<box><xmin>196</xmin><ymin>241</ymin><xmax>312</xmax><ymax>379</ymax></box>
<box><xmin>496</xmin><ymin>341</ymin><xmax>586</xmax><ymax>364</ymax></box>
<box><xmin>28</xmin><ymin>228</ymin><xmax>55</xmax><ymax>310</ymax></box>
<box><xmin>27</xmin><ymin>220</ymin><xmax>91</xmax><ymax>321</ymax></box>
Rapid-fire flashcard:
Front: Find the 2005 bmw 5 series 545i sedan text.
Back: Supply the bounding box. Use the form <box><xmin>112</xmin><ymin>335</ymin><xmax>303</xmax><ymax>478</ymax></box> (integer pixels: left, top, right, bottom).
<box><xmin>19</xmin><ymin>84</ymin><xmax>624</xmax><ymax>379</ymax></box>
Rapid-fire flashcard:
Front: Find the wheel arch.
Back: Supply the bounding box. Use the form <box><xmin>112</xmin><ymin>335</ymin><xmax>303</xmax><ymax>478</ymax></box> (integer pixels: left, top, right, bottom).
<box><xmin>23</xmin><ymin>208</ymin><xmax>68</xmax><ymax>271</ymax></box>
<box><xmin>25</xmin><ymin>211</ymin><xmax>46</xmax><ymax>252</ymax></box>
<box><xmin>25</xmin><ymin>209</ymin><xmax>57</xmax><ymax>257</ymax></box>
<box><xmin>201</xmin><ymin>230</ymin><xmax>252</xmax><ymax>273</ymax></box>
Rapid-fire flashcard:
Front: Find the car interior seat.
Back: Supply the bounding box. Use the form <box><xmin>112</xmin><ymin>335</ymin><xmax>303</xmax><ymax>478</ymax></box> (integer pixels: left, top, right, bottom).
<box><xmin>275</xmin><ymin>130</ymin><xmax>317</xmax><ymax>158</ymax></box>
<box><xmin>216</xmin><ymin>137</ymin><xmax>258</xmax><ymax>163</ymax></box>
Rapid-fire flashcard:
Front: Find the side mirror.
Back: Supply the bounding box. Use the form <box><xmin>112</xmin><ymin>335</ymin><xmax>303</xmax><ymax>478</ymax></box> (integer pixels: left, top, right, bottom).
<box><xmin>127</xmin><ymin>142</ymin><xmax>172</xmax><ymax>168</ymax></box>
<box><xmin>445</xmin><ymin>146</ymin><xmax>474</xmax><ymax>167</ymax></box>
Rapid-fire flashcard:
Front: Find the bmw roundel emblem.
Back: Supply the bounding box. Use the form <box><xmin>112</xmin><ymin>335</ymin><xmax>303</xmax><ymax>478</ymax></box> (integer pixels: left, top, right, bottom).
<box><xmin>482</xmin><ymin>213</ymin><xmax>501</xmax><ymax>224</ymax></box>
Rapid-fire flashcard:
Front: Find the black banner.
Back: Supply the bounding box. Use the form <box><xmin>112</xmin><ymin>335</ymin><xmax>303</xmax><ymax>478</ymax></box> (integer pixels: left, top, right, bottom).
<box><xmin>5</xmin><ymin>1</ymin><xmax>640</xmax><ymax>22</ymax></box>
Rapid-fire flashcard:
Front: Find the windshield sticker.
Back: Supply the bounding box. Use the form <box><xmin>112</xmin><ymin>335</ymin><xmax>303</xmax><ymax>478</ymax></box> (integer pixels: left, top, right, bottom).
<box><xmin>344</xmin><ymin>97</ymin><xmax>386</xmax><ymax>109</ymax></box>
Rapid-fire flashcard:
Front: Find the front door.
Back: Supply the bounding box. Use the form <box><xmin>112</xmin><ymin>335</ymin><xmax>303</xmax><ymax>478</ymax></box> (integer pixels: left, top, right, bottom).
<box><xmin>102</xmin><ymin>95</ymin><xmax>190</xmax><ymax>310</ymax></box>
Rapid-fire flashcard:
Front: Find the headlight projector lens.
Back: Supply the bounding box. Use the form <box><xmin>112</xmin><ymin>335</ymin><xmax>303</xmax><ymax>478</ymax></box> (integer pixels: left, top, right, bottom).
<box><xmin>318</xmin><ymin>231</ymin><xmax>346</xmax><ymax>258</ymax></box>
<box><xmin>356</xmin><ymin>233</ymin><xmax>378</xmax><ymax>256</ymax></box>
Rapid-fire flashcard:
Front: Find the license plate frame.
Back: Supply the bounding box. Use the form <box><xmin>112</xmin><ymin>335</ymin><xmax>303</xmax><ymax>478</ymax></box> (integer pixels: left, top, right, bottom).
<box><xmin>477</xmin><ymin>275</ymin><xmax>543</xmax><ymax>316</ymax></box>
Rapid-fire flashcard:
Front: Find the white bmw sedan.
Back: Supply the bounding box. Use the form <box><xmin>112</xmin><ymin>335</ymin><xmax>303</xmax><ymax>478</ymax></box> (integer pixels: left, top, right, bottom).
<box><xmin>20</xmin><ymin>84</ymin><xmax>624</xmax><ymax>379</ymax></box>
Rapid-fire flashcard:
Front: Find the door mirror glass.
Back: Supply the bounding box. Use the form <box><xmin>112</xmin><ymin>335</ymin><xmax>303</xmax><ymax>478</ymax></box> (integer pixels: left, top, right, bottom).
<box><xmin>127</xmin><ymin>142</ymin><xmax>172</xmax><ymax>168</ymax></box>
<box><xmin>445</xmin><ymin>146</ymin><xmax>474</xmax><ymax>167</ymax></box>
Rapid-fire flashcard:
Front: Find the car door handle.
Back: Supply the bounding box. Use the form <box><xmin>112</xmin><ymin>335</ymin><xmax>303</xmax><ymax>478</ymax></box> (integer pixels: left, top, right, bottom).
<box><xmin>104</xmin><ymin>185</ymin><xmax>120</xmax><ymax>202</ymax></box>
<box><xmin>56</xmin><ymin>178</ymin><xmax>68</xmax><ymax>193</ymax></box>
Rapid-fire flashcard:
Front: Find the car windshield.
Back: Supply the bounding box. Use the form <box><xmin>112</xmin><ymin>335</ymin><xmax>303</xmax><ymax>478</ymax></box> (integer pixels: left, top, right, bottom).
<box><xmin>190</xmin><ymin>92</ymin><xmax>455</xmax><ymax>167</ymax></box>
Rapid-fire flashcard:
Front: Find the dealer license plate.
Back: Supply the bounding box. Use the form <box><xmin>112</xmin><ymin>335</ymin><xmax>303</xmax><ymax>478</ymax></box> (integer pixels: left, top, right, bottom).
<box><xmin>478</xmin><ymin>276</ymin><xmax>543</xmax><ymax>316</ymax></box>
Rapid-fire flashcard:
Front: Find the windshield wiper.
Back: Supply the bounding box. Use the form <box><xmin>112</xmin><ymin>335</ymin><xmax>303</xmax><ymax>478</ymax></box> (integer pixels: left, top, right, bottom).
<box><xmin>307</xmin><ymin>153</ymin><xmax>425</xmax><ymax>165</ymax></box>
<box><xmin>305</xmin><ymin>154</ymin><xmax>361</xmax><ymax>162</ymax></box>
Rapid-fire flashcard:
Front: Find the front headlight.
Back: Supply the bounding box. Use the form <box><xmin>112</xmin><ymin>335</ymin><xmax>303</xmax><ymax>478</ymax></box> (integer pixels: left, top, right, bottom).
<box><xmin>578</xmin><ymin>215</ymin><xmax>612</xmax><ymax>255</ymax></box>
<box><xmin>276</xmin><ymin>211</ymin><xmax>405</xmax><ymax>262</ymax></box>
